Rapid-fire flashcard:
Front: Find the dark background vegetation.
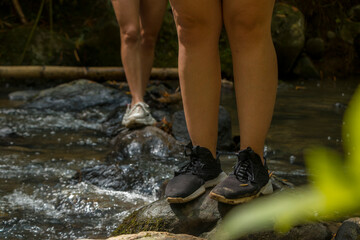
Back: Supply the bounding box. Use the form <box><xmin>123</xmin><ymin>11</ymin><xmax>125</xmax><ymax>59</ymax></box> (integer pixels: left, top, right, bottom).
<box><xmin>0</xmin><ymin>0</ymin><xmax>359</xmax><ymax>79</ymax></box>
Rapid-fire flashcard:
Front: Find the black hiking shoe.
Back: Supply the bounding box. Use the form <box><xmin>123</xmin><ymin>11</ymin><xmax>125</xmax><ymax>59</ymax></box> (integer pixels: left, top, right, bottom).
<box><xmin>209</xmin><ymin>147</ymin><xmax>273</xmax><ymax>205</ymax></box>
<box><xmin>165</xmin><ymin>143</ymin><xmax>227</xmax><ymax>203</ymax></box>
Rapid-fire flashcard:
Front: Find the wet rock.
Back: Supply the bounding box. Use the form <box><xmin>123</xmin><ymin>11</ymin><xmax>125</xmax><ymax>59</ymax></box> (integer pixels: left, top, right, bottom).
<box><xmin>0</xmin><ymin>127</ymin><xmax>20</xmax><ymax>145</ymax></box>
<box><xmin>109</xmin><ymin>126</ymin><xmax>183</xmax><ymax>161</ymax></box>
<box><xmin>349</xmin><ymin>5</ymin><xmax>360</xmax><ymax>22</ymax></box>
<box><xmin>335</xmin><ymin>218</ymin><xmax>360</xmax><ymax>240</ymax></box>
<box><xmin>74</xmin><ymin>164</ymin><xmax>151</xmax><ymax>193</ymax></box>
<box><xmin>77</xmin><ymin>127</ymin><xmax>184</xmax><ymax>195</ymax></box>
<box><xmin>0</xmin><ymin>127</ymin><xmax>17</xmax><ymax>138</ymax></box>
<box><xmin>112</xmin><ymin>189</ymin><xmax>221</xmax><ymax>236</ymax></box>
<box><xmin>8</xmin><ymin>90</ymin><xmax>40</xmax><ymax>101</ymax></box>
<box><xmin>151</xmin><ymin>110</ymin><xmax>172</xmax><ymax>123</ymax></box>
<box><xmin>171</xmin><ymin>106</ymin><xmax>233</xmax><ymax>150</ymax></box>
<box><xmin>292</xmin><ymin>54</ymin><xmax>320</xmax><ymax>79</ymax></box>
<box><xmin>101</xmin><ymin>106</ymin><xmax>126</xmax><ymax>137</ymax></box>
<box><xmin>271</xmin><ymin>3</ymin><xmax>305</xmax><ymax>76</ymax></box>
<box><xmin>99</xmin><ymin>231</ymin><xmax>205</xmax><ymax>240</ymax></box>
<box><xmin>340</xmin><ymin>19</ymin><xmax>360</xmax><ymax>44</ymax></box>
<box><xmin>305</xmin><ymin>38</ymin><xmax>325</xmax><ymax>60</ymax></box>
<box><xmin>113</xmin><ymin>177</ymin><xmax>295</xmax><ymax>237</ymax></box>
<box><xmin>23</xmin><ymin>79</ymin><xmax>130</xmax><ymax>111</ymax></box>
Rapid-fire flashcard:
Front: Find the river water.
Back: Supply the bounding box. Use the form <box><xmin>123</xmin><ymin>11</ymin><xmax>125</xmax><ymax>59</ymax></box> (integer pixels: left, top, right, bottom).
<box><xmin>0</xmin><ymin>78</ymin><xmax>359</xmax><ymax>239</ymax></box>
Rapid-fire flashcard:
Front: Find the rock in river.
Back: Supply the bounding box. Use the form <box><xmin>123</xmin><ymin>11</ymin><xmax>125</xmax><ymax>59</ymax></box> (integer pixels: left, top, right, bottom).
<box><xmin>23</xmin><ymin>79</ymin><xmax>130</xmax><ymax>111</ymax></box>
<box><xmin>335</xmin><ymin>218</ymin><xmax>360</xmax><ymax>240</ymax></box>
<box><xmin>109</xmin><ymin>126</ymin><xmax>183</xmax><ymax>161</ymax></box>
<box><xmin>74</xmin><ymin>164</ymin><xmax>152</xmax><ymax>193</ymax></box>
<box><xmin>271</xmin><ymin>3</ymin><xmax>305</xmax><ymax>76</ymax></box>
<box><xmin>111</xmin><ymin>175</ymin><xmax>296</xmax><ymax>238</ymax></box>
<box><xmin>75</xmin><ymin>126</ymin><xmax>184</xmax><ymax>195</ymax></box>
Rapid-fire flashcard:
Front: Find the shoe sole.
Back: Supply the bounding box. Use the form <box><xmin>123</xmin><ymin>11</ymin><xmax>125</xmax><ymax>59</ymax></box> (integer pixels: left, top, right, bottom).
<box><xmin>166</xmin><ymin>172</ymin><xmax>228</xmax><ymax>204</ymax></box>
<box><xmin>209</xmin><ymin>180</ymin><xmax>273</xmax><ymax>205</ymax></box>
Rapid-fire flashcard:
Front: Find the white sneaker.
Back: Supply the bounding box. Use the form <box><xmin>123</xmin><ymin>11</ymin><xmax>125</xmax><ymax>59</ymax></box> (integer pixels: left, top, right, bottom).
<box><xmin>121</xmin><ymin>102</ymin><xmax>157</xmax><ymax>128</ymax></box>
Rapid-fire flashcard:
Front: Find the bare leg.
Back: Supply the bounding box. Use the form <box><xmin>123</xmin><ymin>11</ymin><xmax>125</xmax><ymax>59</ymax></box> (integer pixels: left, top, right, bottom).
<box><xmin>111</xmin><ymin>0</ymin><xmax>143</xmax><ymax>105</ymax></box>
<box><xmin>169</xmin><ymin>0</ymin><xmax>223</xmax><ymax>157</ymax></box>
<box><xmin>223</xmin><ymin>0</ymin><xmax>278</xmax><ymax>160</ymax></box>
<box><xmin>139</xmin><ymin>0</ymin><xmax>167</xmax><ymax>99</ymax></box>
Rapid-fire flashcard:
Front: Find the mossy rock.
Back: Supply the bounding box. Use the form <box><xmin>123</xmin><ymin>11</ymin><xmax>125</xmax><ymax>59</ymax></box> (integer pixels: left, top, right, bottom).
<box><xmin>0</xmin><ymin>26</ymin><xmax>77</xmax><ymax>66</ymax></box>
<box><xmin>112</xmin><ymin>210</ymin><xmax>171</xmax><ymax>236</ymax></box>
<box><xmin>111</xmin><ymin>190</ymin><xmax>222</xmax><ymax>237</ymax></box>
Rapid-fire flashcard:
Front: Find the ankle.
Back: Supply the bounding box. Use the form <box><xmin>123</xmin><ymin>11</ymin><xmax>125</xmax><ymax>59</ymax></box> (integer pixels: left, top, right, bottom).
<box><xmin>238</xmin><ymin>147</ymin><xmax>265</xmax><ymax>165</ymax></box>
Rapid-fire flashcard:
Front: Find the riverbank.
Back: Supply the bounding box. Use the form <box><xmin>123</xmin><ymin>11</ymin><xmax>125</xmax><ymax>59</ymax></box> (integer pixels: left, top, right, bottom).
<box><xmin>1</xmin><ymin>1</ymin><xmax>359</xmax><ymax>79</ymax></box>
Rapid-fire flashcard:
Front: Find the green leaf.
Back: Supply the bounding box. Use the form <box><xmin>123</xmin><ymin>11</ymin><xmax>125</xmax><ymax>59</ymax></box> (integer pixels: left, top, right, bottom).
<box><xmin>343</xmin><ymin>86</ymin><xmax>360</xmax><ymax>186</ymax></box>
<box><xmin>214</xmin><ymin>187</ymin><xmax>323</xmax><ymax>240</ymax></box>
<box><xmin>215</xmin><ymin>86</ymin><xmax>360</xmax><ymax>239</ymax></box>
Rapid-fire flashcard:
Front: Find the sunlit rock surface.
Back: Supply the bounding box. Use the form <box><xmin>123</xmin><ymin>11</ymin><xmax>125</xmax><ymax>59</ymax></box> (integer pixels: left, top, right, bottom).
<box><xmin>83</xmin><ymin>231</ymin><xmax>205</xmax><ymax>240</ymax></box>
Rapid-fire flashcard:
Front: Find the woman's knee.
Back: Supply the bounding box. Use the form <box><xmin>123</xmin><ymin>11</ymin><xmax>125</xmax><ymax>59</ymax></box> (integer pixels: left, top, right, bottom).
<box><xmin>174</xmin><ymin>14</ymin><xmax>221</xmax><ymax>48</ymax></box>
<box><xmin>140</xmin><ymin>30</ymin><xmax>157</xmax><ymax>50</ymax></box>
<box><xmin>224</xmin><ymin>14</ymin><xmax>271</xmax><ymax>42</ymax></box>
<box><xmin>120</xmin><ymin>27</ymin><xmax>141</xmax><ymax>46</ymax></box>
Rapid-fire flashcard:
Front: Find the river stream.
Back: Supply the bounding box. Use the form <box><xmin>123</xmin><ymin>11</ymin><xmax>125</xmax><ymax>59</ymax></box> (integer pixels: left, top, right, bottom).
<box><xmin>0</xmin><ymin>78</ymin><xmax>358</xmax><ymax>239</ymax></box>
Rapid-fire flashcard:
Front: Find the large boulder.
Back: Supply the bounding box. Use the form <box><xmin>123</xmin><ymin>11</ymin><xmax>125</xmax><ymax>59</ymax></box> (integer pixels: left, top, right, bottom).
<box><xmin>171</xmin><ymin>106</ymin><xmax>233</xmax><ymax>150</ymax></box>
<box><xmin>271</xmin><ymin>3</ymin><xmax>306</xmax><ymax>76</ymax></box>
<box><xmin>109</xmin><ymin>126</ymin><xmax>183</xmax><ymax>161</ymax></box>
<box><xmin>349</xmin><ymin>5</ymin><xmax>360</xmax><ymax>22</ymax></box>
<box><xmin>335</xmin><ymin>218</ymin><xmax>360</xmax><ymax>240</ymax></box>
<box><xmin>292</xmin><ymin>53</ymin><xmax>320</xmax><ymax>79</ymax></box>
<box><xmin>23</xmin><ymin>79</ymin><xmax>130</xmax><ymax>111</ymax></box>
<box><xmin>112</xmin><ymin>176</ymin><xmax>294</xmax><ymax>237</ymax></box>
<box><xmin>112</xmin><ymin>189</ymin><xmax>223</xmax><ymax>237</ymax></box>
<box><xmin>76</xmin><ymin>127</ymin><xmax>184</xmax><ymax>195</ymax></box>
<box><xmin>74</xmin><ymin>164</ymin><xmax>154</xmax><ymax>194</ymax></box>
<box><xmin>340</xmin><ymin>19</ymin><xmax>360</xmax><ymax>44</ymax></box>
<box><xmin>0</xmin><ymin>26</ymin><xmax>77</xmax><ymax>66</ymax></box>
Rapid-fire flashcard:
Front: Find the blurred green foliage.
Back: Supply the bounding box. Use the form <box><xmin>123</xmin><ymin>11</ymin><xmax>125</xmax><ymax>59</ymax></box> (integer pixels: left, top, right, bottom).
<box><xmin>214</xmin><ymin>85</ymin><xmax>360</xmax><ymax>239</ymax></box>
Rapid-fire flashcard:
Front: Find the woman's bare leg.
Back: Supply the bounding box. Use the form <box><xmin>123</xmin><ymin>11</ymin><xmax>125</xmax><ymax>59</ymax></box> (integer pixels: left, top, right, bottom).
<box><xmin>139</xmin><ymin>0</ymin><xmax>167</xmax><ymax>99</ymax></box>
<box><xmin>111</xmin><ymin>0</ymin><xmax>143</xmax><ymax>106</ymax></box>
<box><xmin>223</xmin><ymin>0</ymin><xmax>278</xmax><ymax>160</ymax></box>
<box><xmin>169</xmin><ymin>0</ymin><xmax>223</xmax><ymax>157</ymax></box>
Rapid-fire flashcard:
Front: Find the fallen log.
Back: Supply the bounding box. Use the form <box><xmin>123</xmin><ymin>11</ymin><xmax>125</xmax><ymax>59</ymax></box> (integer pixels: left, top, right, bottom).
<box><xmin>0</xmin><ymin>66</ymin><xmax>179</xmax><ymax>81</ymax></box>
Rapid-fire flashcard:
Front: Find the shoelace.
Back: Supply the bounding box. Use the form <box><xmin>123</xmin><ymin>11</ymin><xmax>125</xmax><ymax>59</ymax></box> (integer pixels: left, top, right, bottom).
<box><xmin>233</xmin><ymin>155</ymin><xmax>255</xmax><ymax>182</ymax></box>
<box><xmin>175</xmin><ymin>144</ymin><xmax>205</xmax><ymax>176</ymax></box>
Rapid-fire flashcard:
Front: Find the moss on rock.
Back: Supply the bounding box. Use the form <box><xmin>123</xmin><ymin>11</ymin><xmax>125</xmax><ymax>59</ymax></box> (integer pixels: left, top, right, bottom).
<box><xmin>111</xmin><ymin>210</ymin><xmax>171</xmax><ymax>236</ymax></box>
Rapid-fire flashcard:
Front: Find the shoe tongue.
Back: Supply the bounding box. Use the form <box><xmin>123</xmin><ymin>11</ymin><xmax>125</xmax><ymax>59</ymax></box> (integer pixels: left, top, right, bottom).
<box><xmin>238</xmin><ymin>148</ymin><xmax>251</xmax><ymax>161</ymax></box>
<box><xmin>133</xmin><ymin>105</ymin><xmax>143</xmax><ymax>114</ymax></box>
<box><xmin>238</xmin><ymin>148</ymin><xmax>263</xmax><ymax>167</ymax></box>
